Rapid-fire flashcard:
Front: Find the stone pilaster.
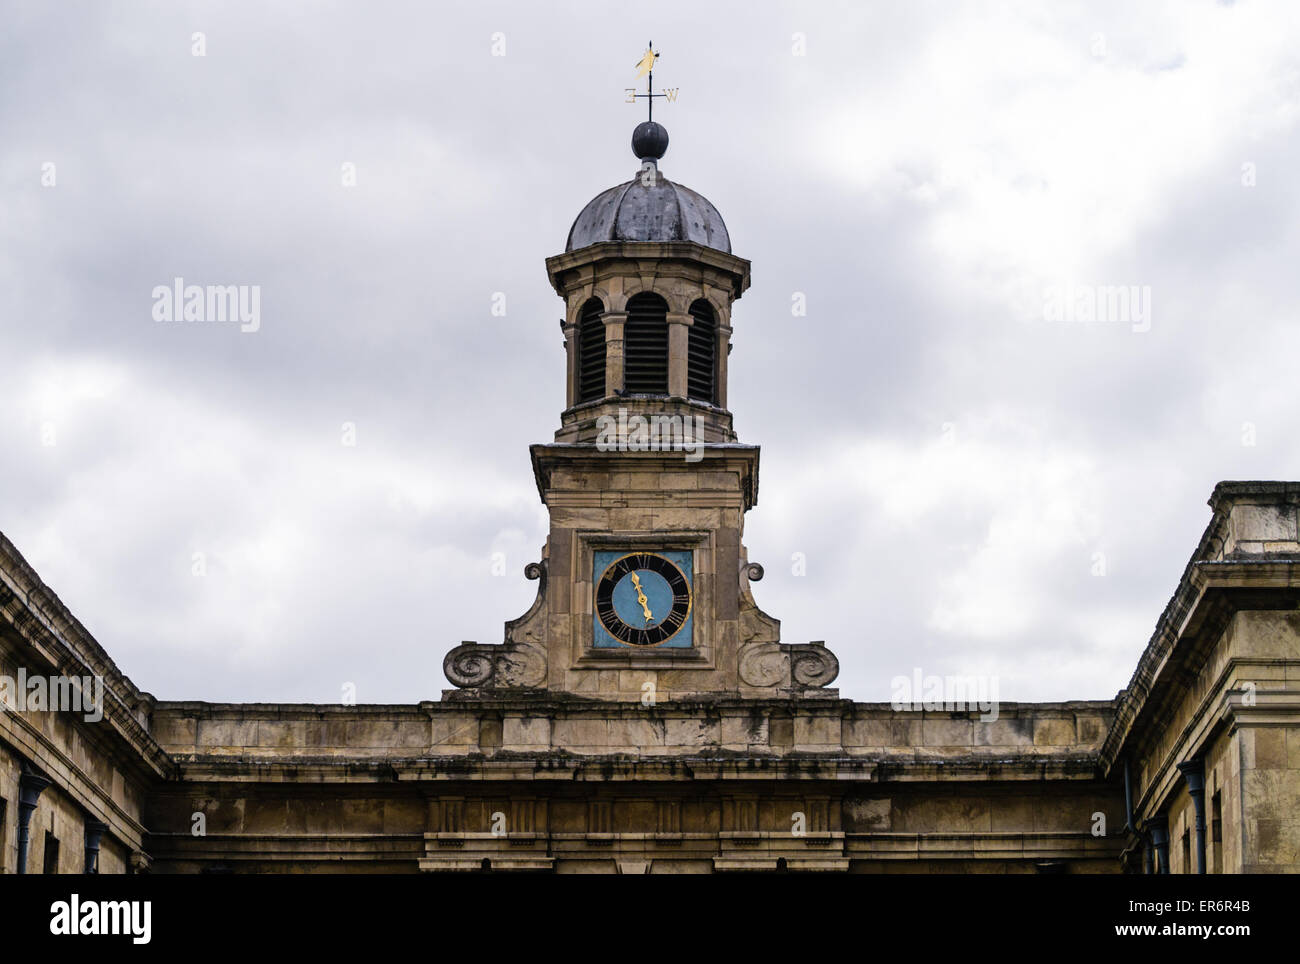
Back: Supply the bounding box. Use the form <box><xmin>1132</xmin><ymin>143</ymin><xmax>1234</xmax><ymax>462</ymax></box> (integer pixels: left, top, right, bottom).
<box><xmin>716</xmin><ymin>323</ymin><xmax>733</xmax><ymax>410</ymax></box>
<box><xmin>666</xmin><ymin>311</ymin><xmax>692</xmax><ymax>398</ymax></box>
<box><xmin>602</xmin><ymin>310</ymin><xmax>626</xmax><ymax>397</ymax></box>
<box><xmin>562</xmin><ymin>320</ymin><xmax>578</xmax><ymax>409</ymax></box>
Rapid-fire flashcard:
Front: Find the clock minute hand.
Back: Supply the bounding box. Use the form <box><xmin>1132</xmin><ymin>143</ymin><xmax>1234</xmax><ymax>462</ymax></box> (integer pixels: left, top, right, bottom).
<box><xmin>630</xmin><ymin>572</ymin><xmax>653</xmax><ymax>623</ymax></box>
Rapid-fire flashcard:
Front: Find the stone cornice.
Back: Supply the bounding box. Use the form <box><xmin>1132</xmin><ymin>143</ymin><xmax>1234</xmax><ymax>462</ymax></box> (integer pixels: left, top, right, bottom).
<box><xmin>160</xmin><ymin>751</ymin><xmax>1112</xmax><ymax>785</ymax></box>
<box><xmin>153</xmin><ymin>696</ymin><xmax>1116</xmax><ymax>716</ymax></box>
<box><xmin>0</xmin><ymin>532</ymin><xmax>175</xmax><ymax>782</ymax></box>
<box><xmin>1100</xmin><ymin>482</ymin><xmax>1300</xmax><ymax>776</ymax></box>
<box><xmin>152</xmin><ymin>695</ymin><xmax>1116</xmax><ymax>718</ymax></box>
<box><xmin>149</xmin><ymin>697</ymin><xmax>1116</xmax><ymax>785</ymax></box>
<box><xmin>0</xmin><ymin>711</ymin><xmax>151</xmax><ymax>849</ymax></box>
<box><xmin>1133</xmin><ymin>682</ymin><xmax>1300</xmax><ymax>818</ymax></box>
<box><xmin>529</xmin><ymin>442</ymin><xmax>760</xmax><ymax>509</ymax></box>
<box><xmin>845</xmin><ymin>831</ymin><xmax>1124</xmax><ymax>861</ymax></box>
<box><xmin>165</xmin><ymin>754</ymin><xmax>878</xmax><ymax>783</ymax></box>
<box><xmin>1207</xmin><ymin>480</ymin><xmax>1300</xmax><ymax>513</ymax></box>
<box><xmin>545</xmin><ymin>241</ymin><xmax>752</xmax><ymax>298</ymax></box>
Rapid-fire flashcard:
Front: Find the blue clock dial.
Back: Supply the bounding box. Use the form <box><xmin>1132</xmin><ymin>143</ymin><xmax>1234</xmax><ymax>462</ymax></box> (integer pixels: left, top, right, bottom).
<box><xmin>593</xmin><ymin>551</ymin><xmax>692</xmax><ymax>647</ymax></box>
<box><xmin>611</xmin><ymin>567</ymin><xmax>674</xmax><ymax>628</ymax></box>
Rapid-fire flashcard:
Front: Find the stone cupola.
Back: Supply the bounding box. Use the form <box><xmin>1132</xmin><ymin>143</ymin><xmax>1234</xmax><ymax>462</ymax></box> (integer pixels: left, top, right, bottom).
<box><xmin>545</xmin><ymin>121</ymin><xmax>751</xmax><ymax>446</ymax></box>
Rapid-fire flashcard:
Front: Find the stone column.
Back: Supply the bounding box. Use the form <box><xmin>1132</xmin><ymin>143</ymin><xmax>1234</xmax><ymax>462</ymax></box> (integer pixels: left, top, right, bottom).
<box><xmin>561</xmin><ymin>317</ymin><xmax>577</xmax><ymax>409</ymax></box>
<box><xmin>602</xmin><ymin>311</ymin><xmax>627</xmax><ymax>398</ymax></box>
<box><xmin>716</xmin><ymin>323</ymin><xmax>733</xmax><ymax>410</ymax></box>
<box><xmin>666</xmin><ymin>312</ymin><xmax>692</xmax><ymax>398</ymax></box>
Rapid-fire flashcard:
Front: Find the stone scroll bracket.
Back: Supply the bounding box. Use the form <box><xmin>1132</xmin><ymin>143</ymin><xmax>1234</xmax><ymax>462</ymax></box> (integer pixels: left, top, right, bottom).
<box><xmin>443</xmin><ymin>561</ymin><xmax>548</xmax><ymax>692</ymax></box>
<box><xmin>787</xmin><ymin>641</ymin><xmax>840</xmax><ymax>688</ymax></box>
<box><xmin>738</xmin><ymin>640</ymin><xmax>839</xmax><ymax>694</ymax></box>
<box><xmin>736</xmin><ymin>558</ymin><xmax>839</xmax><ymax>695</ymax></box>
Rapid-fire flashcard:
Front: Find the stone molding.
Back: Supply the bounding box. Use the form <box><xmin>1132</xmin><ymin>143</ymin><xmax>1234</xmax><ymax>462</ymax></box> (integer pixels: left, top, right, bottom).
<box><xmin>1101</xmin><ymin>482</ymin><xmax>1300</xmax><ymax>773</ymax></box>
<box><xmin>443</xmin><ymin>562</ymin><xmax>548</xmax><ymax>691</ymax></box>
<box><xmin>736</xmin><ymin>558</ymin><xmax>840</xmax><ymax>696</ymax></box>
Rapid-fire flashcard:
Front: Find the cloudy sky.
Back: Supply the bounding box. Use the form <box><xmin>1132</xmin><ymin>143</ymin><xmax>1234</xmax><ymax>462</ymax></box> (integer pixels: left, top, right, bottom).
<box><xmin>3</xmin><ymin>0</ymin><xmax>1298</xmax><ymax>706</ymax></box>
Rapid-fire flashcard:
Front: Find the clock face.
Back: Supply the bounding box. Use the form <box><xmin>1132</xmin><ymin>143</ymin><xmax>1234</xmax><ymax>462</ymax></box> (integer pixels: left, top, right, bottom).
<box><xmin>592</xmin><ymin>550</ymin><xmax>693</xmax><ymax>648</ymax></box>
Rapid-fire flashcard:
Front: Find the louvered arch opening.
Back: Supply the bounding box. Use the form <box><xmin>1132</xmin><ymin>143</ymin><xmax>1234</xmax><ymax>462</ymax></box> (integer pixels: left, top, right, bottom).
<box><xmin>576</xmin><ymin>297</ymin><xmax>606</xmax><ymax>403</ymax></box>
<box><xmin>687</xmin><ymin>299</ymin><xmax>717</xmax><ymax>404</ymax></box>
<box><xmin>623</xmin><ymin>292</ymin><xmax>669</xmax><ymax>395</ymax></box>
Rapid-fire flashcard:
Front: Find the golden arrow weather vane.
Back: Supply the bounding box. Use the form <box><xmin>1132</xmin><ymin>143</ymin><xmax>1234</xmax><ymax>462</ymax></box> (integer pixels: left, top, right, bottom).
<box><xmin>625</xmin><ymin>41</ymin><xmax>678</xmax><ymax>122</ymax></box>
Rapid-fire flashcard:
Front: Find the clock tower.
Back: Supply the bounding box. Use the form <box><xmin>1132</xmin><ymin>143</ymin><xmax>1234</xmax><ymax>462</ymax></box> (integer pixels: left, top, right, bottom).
<box><xmin>444</xmin><ymin>119</ymin><xmax>838</xmax><ymax>701</ymax></box>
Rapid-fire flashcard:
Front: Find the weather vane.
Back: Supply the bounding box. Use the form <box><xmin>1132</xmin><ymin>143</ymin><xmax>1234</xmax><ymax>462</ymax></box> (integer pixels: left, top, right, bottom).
<box><xmin>625</xmin><ymin>41</ymin><xmax>678</xmax><ymax>122</ymax></box>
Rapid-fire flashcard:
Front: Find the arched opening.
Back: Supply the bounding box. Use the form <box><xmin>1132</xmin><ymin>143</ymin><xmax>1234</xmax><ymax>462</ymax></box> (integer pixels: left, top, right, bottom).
<box><xmin>576</xmin><ymin>297</ymin><xmax>606</xmax><ymax>403</ymax></box>
<box><xmin>687</xmin><ymin>299</ymin><xmax>717</xmax><ymax>404</ymax></box>
<box><xmin>623</xmin><ymin>292</ymin><xmax>669</xmax><ymax>394</ymax></box>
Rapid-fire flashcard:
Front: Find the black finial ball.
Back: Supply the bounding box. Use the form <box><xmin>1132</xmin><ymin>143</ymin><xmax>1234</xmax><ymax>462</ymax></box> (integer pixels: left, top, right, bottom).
<box><xmin>632</xmin><ymin>121</ymin><xmax>669</xmax><ymax>160</ymax></box>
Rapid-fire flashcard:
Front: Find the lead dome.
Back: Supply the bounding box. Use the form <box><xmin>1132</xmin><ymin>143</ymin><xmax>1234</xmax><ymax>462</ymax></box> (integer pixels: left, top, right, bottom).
<box><xmin>564</xmin><ymin>122</ymin><xmax>731</xmax><ymax>254</ymax></box>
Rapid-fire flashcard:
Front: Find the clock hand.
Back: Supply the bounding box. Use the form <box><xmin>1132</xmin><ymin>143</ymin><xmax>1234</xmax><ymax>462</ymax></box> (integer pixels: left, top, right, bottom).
<box><xmin>630</xmin><ymin>572</ymin><xmax>654</xmax><ymax>623</ymax></box>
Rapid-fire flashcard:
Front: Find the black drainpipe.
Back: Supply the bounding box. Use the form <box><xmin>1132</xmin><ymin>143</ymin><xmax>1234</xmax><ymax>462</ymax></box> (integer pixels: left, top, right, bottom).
<box><xmin>84</xmin><ymin>820</ymin><xmax>109</xmax><ymax>874</ymax></box>
<box><xmin>1177</xmin><ymin>759</ymin><xmax>1208</xmax><ymax>874</ymax></box>
<box><xmin>1122</xmin><ymin>758</ymin><xmax>1148</xmax><ymax>874</ymax></box>
<box><xmin>1123</xmin><ymin>758</ymin><xmax>1135</xmax><ymax>831</ymax></box>
<box><xmin>1148</xmin><ymin>814</ymin><xmax>1170</xmax><ymax>874</ymax></box>
<box><xmin>17</xmin><ymin>767</ymin><xmax>53</xmax><ymax>875</ymax></box>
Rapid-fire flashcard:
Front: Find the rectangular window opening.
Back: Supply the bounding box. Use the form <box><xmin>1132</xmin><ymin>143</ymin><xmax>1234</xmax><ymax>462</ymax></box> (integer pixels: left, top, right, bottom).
<box><xmin>43</xmin><ymin>829</ymin><xmax>59</xmax><ymax>875</ymax></box>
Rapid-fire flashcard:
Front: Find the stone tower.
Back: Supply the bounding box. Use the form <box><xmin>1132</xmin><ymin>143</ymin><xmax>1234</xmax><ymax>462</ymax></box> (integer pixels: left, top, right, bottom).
<box><xmin>444</xmin><ymin>121</ymin><xmax>839</xmax><ymax>701</ymax></box>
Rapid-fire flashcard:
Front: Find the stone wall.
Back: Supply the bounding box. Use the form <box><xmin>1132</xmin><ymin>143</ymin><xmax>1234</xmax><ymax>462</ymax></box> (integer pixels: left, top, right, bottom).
<box><xmin>0</xmin><ymin>533</ymin><xmax>172</xmax><ymax>874</ymax></box>
<box><xmin>1110</xmin><ymin>483</ymin><xmax>1300</xmax><ymax>874</ymax></box>
<box><xmin>141</xmin><ymin>697</ymin><xmax>1123</xmax><ymax>873</ymax></box>
<box><xmin>2</xmin><ymin>480</ymin><xmax>1297</xmax><ymax>874</ymax></box>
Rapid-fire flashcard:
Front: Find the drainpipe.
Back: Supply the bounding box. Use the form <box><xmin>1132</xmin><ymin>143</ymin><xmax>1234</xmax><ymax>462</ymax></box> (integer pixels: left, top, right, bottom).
<box><xmin>1177</xmin><ymin>759</ymin><xmax>1207</xmax><ymax>874</ymax></box>
<box><xmin>17</xmin><ymin>767</ymin><xmax>53</xmax><ymax>875</ymax></box>
<box><xmin>1123</xmin><ymin>758</ymin><xmax>1136</xmax><ymax>832</ymax></box>
<box><xmin>84</xmin><ymin>820</ymin><xmax>108</xmax><ymax>874</ymax></box>
<box><xmin>1122</xmin><ymin>758</ymin><xmax>1146</xmax><ymax>873</ymax></box>
<box><xmin>1148</xmin><ymin>814</ymin><xmax>1170</xmax><ymax>874</ymax></box>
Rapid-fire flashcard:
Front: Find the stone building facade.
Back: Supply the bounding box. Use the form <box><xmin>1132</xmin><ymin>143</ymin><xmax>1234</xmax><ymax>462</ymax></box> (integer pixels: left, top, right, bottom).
<box><xmin>1</xmin><ymin>122</ymin><xmax>1297</xmax><ymax>874</ymax></box>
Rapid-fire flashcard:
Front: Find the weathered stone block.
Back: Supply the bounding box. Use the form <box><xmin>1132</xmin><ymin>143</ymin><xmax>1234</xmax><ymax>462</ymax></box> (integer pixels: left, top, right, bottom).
<box><xmin>794</xmin><ymin>714</ymin><xmax>841</xmax><ymax>747</ymax></box>
<box><xmin>1033</xmin><ymin>717</ymin><xmax>1076</xmax><ymax>747</ymax></box>
<box><xmin>663</xmin><ymin>716</ymin><xmax>716</xmax><ymax>747</ymax></box>
<box><xmin>922</xmin><ymin>717</ymin><xmax>973</xmax><ymax>747</ymax></box>
<box><xmin>503</xmin><ymin>715</ymin><xmax>551</xmax><ymax>748</ymax></box>
<box><xmin>974</xmin><ymin>717</ymin><xmax>1034</xmax><ymax>747</ymax></box>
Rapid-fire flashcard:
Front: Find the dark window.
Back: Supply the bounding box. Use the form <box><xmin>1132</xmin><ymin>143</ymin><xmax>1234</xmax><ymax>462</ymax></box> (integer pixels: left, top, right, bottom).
<box><xmin>623</xmin><ymin>292</ymin><xmax>669</xmax><ymax>394</ymax></box>
<box><xmin>0</xmin><ymin>797</ymin><xmax>6</xmax><ymax>873</ymax></box>
<box><xmin>576</xmin><ymin>298</ymin><xmax>605</xmax><ymax>403</ymax></box>
<box><xmin>687</xmin><ymin>299</ymin><xmax>717</xmax><ymax>404</ymax></box>
<box><xmin>43</xmin><ymin>830</ymin><xmax>59</xmax><ymax>875</ymax></box>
